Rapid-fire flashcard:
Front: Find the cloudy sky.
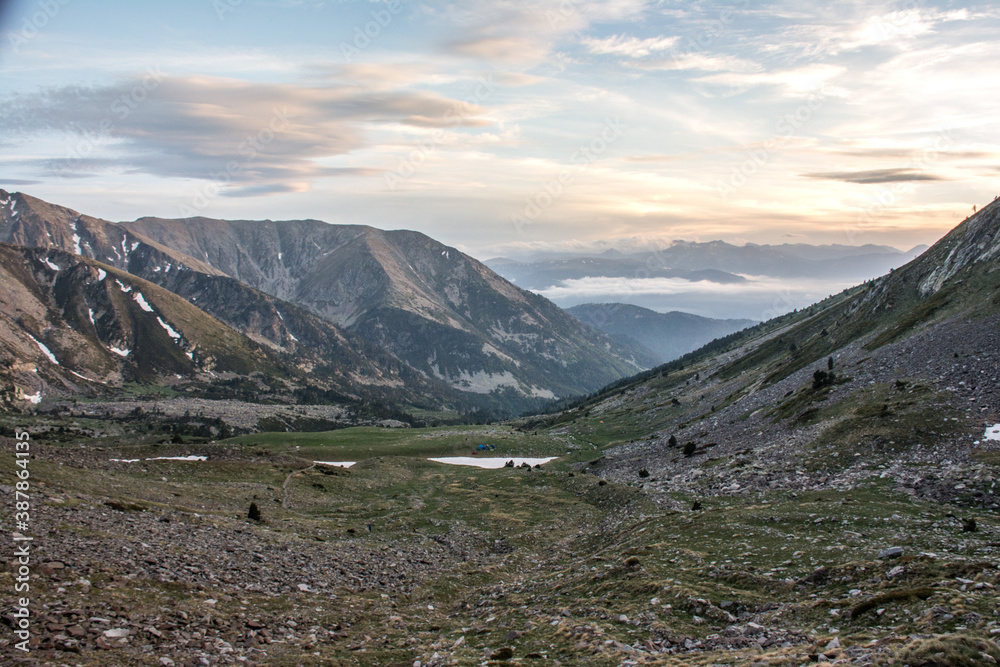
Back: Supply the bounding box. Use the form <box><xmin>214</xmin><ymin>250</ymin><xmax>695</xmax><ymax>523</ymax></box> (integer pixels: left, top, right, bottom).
<box><xmin>1</xmin><ymin>0</ymin><xmax>998</xmax><ymax>260</ymax></box>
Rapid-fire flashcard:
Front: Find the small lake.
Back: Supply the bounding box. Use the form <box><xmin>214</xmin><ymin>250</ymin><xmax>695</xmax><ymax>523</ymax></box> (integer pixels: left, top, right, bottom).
<box><xmin>427</xmin><ymin>456</ymin><xmax>557</xmax><ymax>469</ymax></box>
<box><xmin>110</xmin><ymin>455</ymin><xmax>208</xmax><ymax>462</ymax></box>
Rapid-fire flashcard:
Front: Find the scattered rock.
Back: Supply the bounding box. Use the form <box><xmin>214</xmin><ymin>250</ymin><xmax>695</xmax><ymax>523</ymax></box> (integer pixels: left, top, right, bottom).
<box><xmin>877</xmin><ymin>546</ymin><xmax>904</xmax><ymax>560</ymax></box>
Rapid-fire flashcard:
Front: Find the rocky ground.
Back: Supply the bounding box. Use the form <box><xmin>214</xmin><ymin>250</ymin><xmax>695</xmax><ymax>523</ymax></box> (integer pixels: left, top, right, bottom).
<box><xmin>2</xmin><ymin>304</ymin><xmax>999</xmax><ymax>665</ymax></box>
<box><xmin>2</xmin><ymin>420</ymin><xmax>999</xmax><ymax>666</ymax></box>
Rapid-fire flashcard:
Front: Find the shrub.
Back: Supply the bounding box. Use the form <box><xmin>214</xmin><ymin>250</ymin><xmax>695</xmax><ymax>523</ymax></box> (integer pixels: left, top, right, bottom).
<box><xmin>248</xmin><ymin>501</ymin><xmax>262</xmax><ymax>522</ymax></box>
<box><xmin>849</xmin><ymin>587</ymin><xmax>934</xmax><ymax>619</ymax></box>
<box><xmin>812</xmin><ymin>369</ymin><xmax>835</xmax><ymax>389</ymax></box>
<box><xmin>668</xmin><ymin>435</ymin><xmax>678</xmax><ymax>447</ymax></box>
<box><xmin>874</xmin><ymin>633</ymin><xmax>1000</xmax><ymax>667</ymax></box>
<box><xmin>683</xmin><ymin>442</ymin><xmax>697</xmax><ymax>458</ymax></box>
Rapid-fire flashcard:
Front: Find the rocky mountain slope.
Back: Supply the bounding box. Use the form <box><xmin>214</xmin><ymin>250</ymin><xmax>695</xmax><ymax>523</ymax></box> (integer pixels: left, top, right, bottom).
<box><xmin>0</xmin><ymin>243</ymin><xmax>448</xmax><ymax>412</ymax></box>
<box><xmin>533</xmin><ymin>199</ymin><xmax>1000</xmax><ymax>505</ymax></box>
<box><xmin>122</xmin><ymin>214</ymin><xmax>647</xmax><ymax>401</ymax></box>
<box><xmin>0</xmin><ymin>191</ymin><xmax>646</xmax><ymax>416</ymax></box>
<box><xmin>568</xmin><ymin>302</ymin><xmax>755</xmax><ymax>364</ymax></box>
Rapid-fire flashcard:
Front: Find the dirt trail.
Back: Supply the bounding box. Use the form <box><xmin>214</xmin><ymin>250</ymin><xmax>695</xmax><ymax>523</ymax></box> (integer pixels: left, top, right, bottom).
<box><xmin>282</xmin><ymin>462</ymin><xmax>316</xmax><ymax>509</ymax></box>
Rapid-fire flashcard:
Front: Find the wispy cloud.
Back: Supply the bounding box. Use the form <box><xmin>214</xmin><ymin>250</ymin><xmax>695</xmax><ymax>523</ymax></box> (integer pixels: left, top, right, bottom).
<box><xmin>583</xmin><ymin>34</ymin><xmax>678</xmax><ymax>58</ymax></box>
<box><xmin>804</xmin><ymin>168</ymin><xmax>947</xmax><ymax>184</ymax></box>
<box><xmin>0</xmin><ymin>74</ymin><xmax>493</xmax><ymax>194</ymax></box>
<box><xmin>694</xmin><ymin>63</ymin><xmax>846</xmax><ymax>97</ymax></box>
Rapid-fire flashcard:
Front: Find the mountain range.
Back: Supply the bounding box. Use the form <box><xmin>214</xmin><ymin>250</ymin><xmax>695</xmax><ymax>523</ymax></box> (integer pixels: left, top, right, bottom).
<box><xmin>567</xmin><ymin>303</ymin><xmax>754</xmax><ymax>364</ymax></box>
<box><xmin>487</xmin><ymin>241</ymin><xmax>928</xmax><ymax>290</ymax></box>
<box><xmin>0</xmin><ymin>190</ymin><xmax>648</xmax><ymax>417</ymax></box>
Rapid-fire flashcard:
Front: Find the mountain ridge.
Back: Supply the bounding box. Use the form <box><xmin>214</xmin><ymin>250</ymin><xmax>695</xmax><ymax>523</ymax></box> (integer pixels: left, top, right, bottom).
<box><xmin>0</xmin><ymin>190</ymin><xmax>648</xmax><ymax>415</ymax></box>
<box><xmin>567</xmin><ymin>302</ymin><xmax>755</xmax><ymax>364</ymax></box>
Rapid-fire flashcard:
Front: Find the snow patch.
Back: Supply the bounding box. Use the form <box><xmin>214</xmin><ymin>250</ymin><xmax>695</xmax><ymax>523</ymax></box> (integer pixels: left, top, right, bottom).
<box><xmin>157</xmin><ymin>317</ymin><xmax>182</xmax><ymax>340</ymax></box>
<box><xmin>22</xmin><ymin>391</ymin><xmax>41</xmax><ymax>405</ymax></box>
<box><xmin>428</xmin><ymin>457</ymin><xmax>557</xmax><ymax>469</ymax></box>
<box><xmin>314</xmin><ymin>461</ymin><xmax>356</xmax><ymax>468</ymax></box>
<box><xmin>112</xmin><ymin>455</ymin><xmax>208</xmax><ymax>463</ymax></box>
<box><xmin>28</xmin><ymin>334</ymin><xmax>59</xmax><ymax>365</ymax></box>
<box><xmin>116</xmin><ymin>279</ymin><xmax>132</xmax><ymax>293</ymax></box>
<box><xmin>109</xmin><ymin>346</ymin><xmax>130</xmax><ymax>357</ymax></box>
<box><xmin>88</xmin><ymin>308</ymin><xmax>96</xmax><ymax>325</ymax></box>
<box><xmin>147</xmin><ymin>455</ymin><xmax>207</xmax><ymax>462</ymax></box>
<box><xmin>133</xmin><ymin>292</ymin><xmax>154</xmax><ymax>312</ymax></box>
<box><xmin>430</xmin><ymin>367</ymin><xmax>520</xmax><ymax>394</ymax></box>
<box><xmin>43</xmin><ymin>258</ymin><xmax>61</xmax><ymax>271</ymax></box>
<box><xmin>70</xmin><ymin>370</ymin><xmax>103</xmax><ymax>384</ymax></box>
<box><xmin>131</xmin><ymin>241</ymin><xmax>140</xmax><ymax>252</ymax></box>
<box><xmin>97</xmin><ymin>269</ymin><xmax>106</xmax><ymax>281</ymax></box>
<box><xmin>529</xmin><ymin>386</ymin><xmax>557</xmax><ymax>400</ymax></box>
<box><xmin>985</xmin><ymin>424</ymin><xmax>1000</xmax><ymax>442</ymax></box>
<box><xmin>72</xmin><ymin>234</ymin><xmax>82</xmax><ymax>255</ymax></box>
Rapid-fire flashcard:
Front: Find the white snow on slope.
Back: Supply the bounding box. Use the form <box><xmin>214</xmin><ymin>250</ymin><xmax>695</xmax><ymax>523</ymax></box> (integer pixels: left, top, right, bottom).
<box><xmin>157</xmin><ymin>317</ymin><xmax>181</xmax><ymax>340</ymax></box>
<box><xmin>27</xmin><ymin>334</ymin><xmax>58</xmax><ymax>365</ymax></box>
<box><xmin>133</xmin><ymin>292</ymin><xmax>154</xmax><ymax>312</ymax></box>
<box><xmin>71</xmin><ymin>221</ymin><xmax>82</xmax><ymax>254</ymax></box>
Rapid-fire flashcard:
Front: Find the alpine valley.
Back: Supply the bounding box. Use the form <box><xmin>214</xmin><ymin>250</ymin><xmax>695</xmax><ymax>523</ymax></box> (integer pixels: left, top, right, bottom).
<box><xmin>1</xmin><ymin>195</ymin><xmax>999</xmax><ymax>667</ymax></box>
